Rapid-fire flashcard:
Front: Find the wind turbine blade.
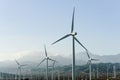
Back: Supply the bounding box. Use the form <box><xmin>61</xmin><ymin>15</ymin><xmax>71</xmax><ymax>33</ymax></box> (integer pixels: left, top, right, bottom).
<box><xmin>74</xmin><ymin>37</ymin><xmax>87</xmax><ymax>51</ymax></box>
<box><xmin>53</xmin><ymin>60</ymin><xmax>58</xmax><ymax>67</ymax></box>
<box><xmin>20</xmin><ymin>64</ymin><xmax>27</xmax><ymax>67</ymax></box>
<box><xmin>54</xmin><ymin>60</ymin><xmax>58</xmax><ymax>63</ymax></box>
<box><xmin>52</xmin><ymin>34</ymin><xmax>71</xmax><ymax>45</ymax></box>
<box><xmin>48</xmin><ymin>57</ymin><xmax>56</xmax><ymax>62</ymax></box>
<box><xmin>74</xmin><ymin>37</ymin><xmax>91</xmax><ymax>58</ymax></box>
<box><xmin>53</xmin><ymin>62</ymin><xmax>56</xmax><ymax>69</ymax></box>
<box><xmin>15</xmin><ymin>59</ymin><xmax>20</xmax><ymax>65</ymax></box>
<box><xmin>86</xmin><ymin>60</ymin><xmax>90</xmax><ymax>66</ymax></box>
<box><xmin>91</xmin><ymin>58</ymin><xmax>99</xmax><ymax>61</ymax></box>
<box><xmin>86</xmin><ymin>50</ymin><xmax>90</xmax><ymax>59</ymax></box>
<box><xmin>83</xmin><ymin>67</ymin><xmax>89</xmax><ymax>72</ymax></box>
<box><xmin>37</xmin><ymin>58</ymin><xmax>46</xmax><ymax>67</ymax></box>
<box><xmin>44</xmin><ymin>45</ymin><xmax>47</xmax><ymax>57</ymax></box>
<box><xmin>71</xmin><ymin>7</ymin><xmax>75</xmax><ymax>33</ymax></box>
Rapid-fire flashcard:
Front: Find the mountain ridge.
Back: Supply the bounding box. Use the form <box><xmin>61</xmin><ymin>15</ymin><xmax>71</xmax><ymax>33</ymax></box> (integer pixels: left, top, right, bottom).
<box><xmin>0</xmin><ymin>51</ymin><xmax>120</xmax><ymax>73</ymax></box>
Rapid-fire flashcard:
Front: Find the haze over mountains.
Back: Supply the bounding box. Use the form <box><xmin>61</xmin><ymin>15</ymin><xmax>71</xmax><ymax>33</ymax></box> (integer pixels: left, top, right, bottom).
<box><xmin>0</xmin><ymin>51</ymin><xmax>119</xmax><ymax>73</ymax></box>
<box><xmin>0</xmin><ymin>51</ymin><xmax>120</xmax><ymax>66</ymax></box>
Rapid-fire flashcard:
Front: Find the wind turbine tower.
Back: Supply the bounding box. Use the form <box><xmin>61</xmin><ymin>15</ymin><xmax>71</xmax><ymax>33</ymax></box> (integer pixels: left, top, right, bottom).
<box><xmin>107</xmin><ymin>64</ymin><xmax>110</xmax><ymax>80</ymax></box>
<box><xmin>113</xmin><ymin>64</ymin><xmax>116</xmax><ymax>78</ymax></box>
<box><xmin>96</xmin><ymin>65</ymin><xmax>99</xmax><ymax>79</ymax></box>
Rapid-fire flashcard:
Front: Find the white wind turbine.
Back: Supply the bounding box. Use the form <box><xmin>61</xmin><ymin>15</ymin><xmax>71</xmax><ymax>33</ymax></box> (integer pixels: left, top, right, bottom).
<box><xmin>51</xmin><ymin>60</ymin><xmax>57</xmax><ymax>80</ymax></box>
<box><xmin>15</xmin><ymin>60</ymin><xmax>27</xmax><ymax>80</ymax></box>
<box><xmin>52</xmin><ymin>7</ymin><xmax>90</xmax><ymax>80</ymax></box>
<box><xmin>37</xmin><ymin>45</ymin><xmax>56</xmax><ymax>80</ymax></box>
<box><xmin>49</xmin><ymin>60</ymin><xmax>57</xmax><ymax>80</ymax></box>
<box><xmin>86</xmin><ymin>51</ymin><xmax>98</xmax><ymax>80</ymax></box>
<box><xmin>56</xmin><ymin>66</ymin><xmax>61</xmax><ymax>80</ymax></box>
<box><xmin>106</xmin><ymin>64</ymin><xmax>110</xmax><ymax>80</ymax></box>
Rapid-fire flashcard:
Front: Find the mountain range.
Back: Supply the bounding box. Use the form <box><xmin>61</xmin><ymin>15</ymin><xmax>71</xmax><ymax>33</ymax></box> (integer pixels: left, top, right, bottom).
<box><xmin>0</xmin><ymin>51</ymin><xmax>120</xmax><ymax>73</ymax></box>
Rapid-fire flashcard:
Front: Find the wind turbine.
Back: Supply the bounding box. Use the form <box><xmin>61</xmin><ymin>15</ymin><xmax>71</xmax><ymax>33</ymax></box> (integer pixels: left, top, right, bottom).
<box><xmin>48</xmin><ymin>60</ymin><xmax>57</xmax><ymax>80</ymax></box>
<box><xmin>15</xmin><ymin>60</ymin><xmax>27</xmax><ymax>80</ymax></box>
<box><xmin>106</xmin><ymin>64</ymin><xmax>111</xmax><ymax>80</ymax></box>
<box><xmin>51</xmin><ymin>60</ymin><xmax>57</xmax><ymax>80</ymax></box>
<box><xmin>37</xmin><ymin>45</ymin><xmax>56</xmax><ymax>80</ymax></box>
<box><xmin>113</xmin><ymin>64</ymin><xmax>116</xmax><ymax>78</ymax></box>
<box><xmin>96</xmin><ymin>64</ymin><xmax>99</xmax><ymax>79</ymax></box>
<box><xmin>86</xmin><ymin>51</ymin><xmax>98</xmax><ymax>80</ymax></box>
<box><xmin>56</xmin><ymin>65</ymin><xmax>61</xmax><ymax>80</ymax></box>
<box><xmin>52</xmin><ymin>7</ymin><xmax>89</xmax><ymax>80</ymax></box>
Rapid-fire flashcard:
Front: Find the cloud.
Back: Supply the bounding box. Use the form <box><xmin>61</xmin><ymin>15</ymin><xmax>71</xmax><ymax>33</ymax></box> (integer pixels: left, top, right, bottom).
<box><xmin>0</xmin><ymin>51</ymin><xmax>31</xmax><ymax>61</ymax></box>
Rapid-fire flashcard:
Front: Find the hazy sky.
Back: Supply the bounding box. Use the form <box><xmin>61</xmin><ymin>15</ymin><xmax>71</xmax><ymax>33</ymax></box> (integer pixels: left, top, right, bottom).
<box><xmin>0</xmin><ymin>0</ymin><xmax>120</xmax><ymax>61</ymax></box>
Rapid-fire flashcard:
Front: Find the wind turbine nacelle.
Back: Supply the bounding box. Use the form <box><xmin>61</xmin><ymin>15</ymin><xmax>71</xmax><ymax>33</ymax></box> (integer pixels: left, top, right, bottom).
<box><xmin>71</xmin><ymin>32</ymin><xmax>77</xmax><ymax>36</ymax></box>
<box><xmin>46</xmin><ymin>57</ymin><xmax>48</xmax><ymax>59</ymax></box>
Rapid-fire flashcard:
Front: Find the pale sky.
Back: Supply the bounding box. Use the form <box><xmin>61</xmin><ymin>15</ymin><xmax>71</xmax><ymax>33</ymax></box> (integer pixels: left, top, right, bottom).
<box><xmin>0</xmin><ymin>0</ymin><xmax>120</xmax><ymax>61</ymax></box>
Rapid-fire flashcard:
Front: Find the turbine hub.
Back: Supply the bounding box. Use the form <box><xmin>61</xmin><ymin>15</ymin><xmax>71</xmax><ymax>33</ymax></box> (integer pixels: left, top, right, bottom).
<box><xmin>71</xmin><ymin>32</ymin><xmax>77</xmax><ymax>36</ymax></box>
<box><xmin>46</xmin><ymin>57</ymin><xmax>48</xmax><ymax>59</ymax></box>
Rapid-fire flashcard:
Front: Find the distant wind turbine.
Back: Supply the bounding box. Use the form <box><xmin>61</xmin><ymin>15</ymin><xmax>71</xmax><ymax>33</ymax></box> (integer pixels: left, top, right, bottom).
<box><xmin>15</xmin><ymin>60</ymin><xmax>27</xmax><ymax>80</ymax></box>
<box><xmin>37</xmin><ymin>45</ymin><xmax>56</xmax><ymax>80</ymax></box>
<box><xmin>106</xmin><ymin>64</ymin><xmax>111</xmax><ymax>80</ymax></box>
<box><xmin>113</xmin><ymin>64</ymin><xmax>116</xmax><ymax>78</ymax></box>
<box><xmin>96</xmin><ymin>64</ymin><xmax>99</xmax><ymax>79</ymax></box>
<box><xmin>86</xmin><ymin>51</ymin><xmax>98</xmax><ymax>80</ymax></box>
<box><xmin>49</xmin><ymin>60</ymin><xmax>57</xmax><ymax>80</ymax></box>
<box><xmin>52</xmin><ymin>7</ymin><xmax>89</xmax><ymax>80</ymax></box>
<box><xmin>51</xmin><ymin>60</ymin><xmax>57</xmax><ymax>80</ymax></box>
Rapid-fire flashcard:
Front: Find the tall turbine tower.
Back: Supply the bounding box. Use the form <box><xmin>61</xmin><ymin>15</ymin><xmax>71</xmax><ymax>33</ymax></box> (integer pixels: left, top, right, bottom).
<box><xmin>37</xmin><ymin>45</ymin><xmax>56</xmax><ymax>80</ymax></box>
<box><xmin>52</xmin><ymin>7</ymin><xmax>89</xmax><ymax>80</ymax></box>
